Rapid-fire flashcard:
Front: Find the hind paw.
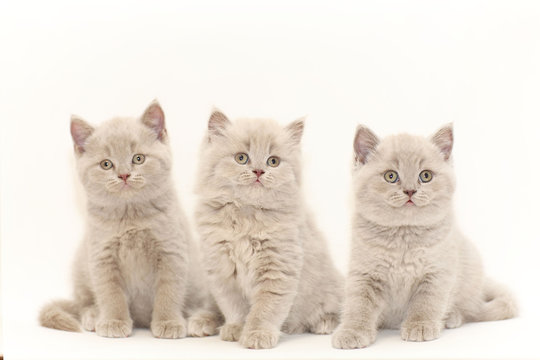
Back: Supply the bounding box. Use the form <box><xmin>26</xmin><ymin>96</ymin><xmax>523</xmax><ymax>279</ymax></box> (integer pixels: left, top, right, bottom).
<box><xmin>188</xmin><ymin>311</ymin><xmax>220</xmax><ymax>337</ymax></box>
<box><xmin>445</xmin><ymin>310</ymin><xmax>464</xmax><ymax>329</ymax></box>
<box><xmin>81</xmin><ymin>306</ymin><xmax>98</xmax><ymax>332</ymax></box>
<box><xmin>220</xmin><ymin>323</ymin><xmax>243</xmax><ymax>342</ymax></box>
<box><xmin>310</xmin><ymin>313</ymin><xmax>340</xmax><ymax>334</ymax></box>
<box><xmin>281</xmin><ymin>322</ymin><xmax>307</xmax><ymax>334</ymax></box>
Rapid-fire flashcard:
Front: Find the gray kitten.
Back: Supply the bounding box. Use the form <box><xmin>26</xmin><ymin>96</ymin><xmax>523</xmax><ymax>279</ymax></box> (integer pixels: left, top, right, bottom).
<box><xmin>332</xmin><ymin>124</ymin><xmax>517</xmax><ymax>349</ymax></box>
<box><xmin>195</xmin><ymin>111</ymin><xmax>344</xmax><ymax>349</ymax></box>
<box><xmin>39</xmin><ymin>101</ymin><xmax>221</xmax><ymax>338</ymax></box>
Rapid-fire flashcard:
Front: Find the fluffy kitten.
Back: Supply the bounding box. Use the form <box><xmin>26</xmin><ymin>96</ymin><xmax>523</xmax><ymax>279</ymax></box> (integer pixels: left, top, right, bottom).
<box><xmin>332</xmin><ymin>124</ymin><xmax>517</xmax><ymax>349</ymax></box>
<box><xmin>39</xmin><ymin>101</ymin><xmax>221</xmax><ymax>338</ymax></box>
<box><xmin>195</xmin><ymin>111</ymin><xmax>344</xmax><ymax>349</ymax></box>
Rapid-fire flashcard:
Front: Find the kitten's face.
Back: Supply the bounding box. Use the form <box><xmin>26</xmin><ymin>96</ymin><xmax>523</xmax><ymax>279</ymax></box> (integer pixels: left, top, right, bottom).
<box><xmin>71</xmin><ymin>101</ymin><xmax>171</xmax><ymax>205</ymax></box>
<box><xmin>353</xmin><ymin>125</ymin><xmax>455</xmax><ymax>226</ymax></box>
<box><xmin>199</xmin><ymin>111</ymin><xmax>304</xmax><ymax>206</ymax></box>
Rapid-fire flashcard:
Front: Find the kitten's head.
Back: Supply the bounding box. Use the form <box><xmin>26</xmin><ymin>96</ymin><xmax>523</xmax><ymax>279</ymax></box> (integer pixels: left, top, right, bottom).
<box><xmin>70</xmin><ymin>100</ymin><xmax>172</xmax><ymax>205</ymax></box>
<box><xmin>198</xmin><ymin>110</ymin><xmax>304</xmax><ymax>206</ymax></box>
<box><xmin>352</xmin><ymin>124</ymin><xmax>455</xmax><ymax>226</ymax></box>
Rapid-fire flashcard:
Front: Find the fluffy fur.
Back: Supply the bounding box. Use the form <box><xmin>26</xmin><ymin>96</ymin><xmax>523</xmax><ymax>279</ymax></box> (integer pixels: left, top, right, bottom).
<box><xmin>195</xmin><ymin>111</ymin><xmax>344</xmax><ymax>349</ymax></box>
<box><xmin>332</xmin><ymin>124</ymin><xmax>517</xmax><ymax>349</ymax></box>
<box><xmin>39</xmin><ymin>101</ymin><xmax>221</xmax><ymax>338</ymax></box>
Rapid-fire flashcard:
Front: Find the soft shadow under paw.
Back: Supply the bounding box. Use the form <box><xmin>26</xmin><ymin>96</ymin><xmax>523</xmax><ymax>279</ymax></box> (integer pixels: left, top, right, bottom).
<box><xmin>401</xmin><ymin>320</ymin><xmax>441</xmax><ymax>341</ymax></box>
<box><xmin>220</xmin><ymin>323</ymin><xmax>243</xmax><ymax>342</ymax></box>
<box><xmin>151</xmin><ymin>319</ymin><xmax>187</xmax><ymax>339</ymax></box>
<box><xmin>239</xmin><ymin>328</ymin><xmax>280</xmax><ymax>349</ymax></box>
<box><xmin>332</xmin><ymin>327</ymin><xmax>376</xmax><ymax>349</ymax></box>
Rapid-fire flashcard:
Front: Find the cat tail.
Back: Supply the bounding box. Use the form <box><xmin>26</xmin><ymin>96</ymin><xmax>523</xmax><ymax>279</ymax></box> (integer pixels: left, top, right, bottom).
<box><xmin>475</xmin><ymin>278</ymin><xmax>518</xmax><ymax>322</ymax></box>
<box><xmin>39</xmin><ymin>299</ymin><xmax>82</xmax><ymax>332</ymax></box>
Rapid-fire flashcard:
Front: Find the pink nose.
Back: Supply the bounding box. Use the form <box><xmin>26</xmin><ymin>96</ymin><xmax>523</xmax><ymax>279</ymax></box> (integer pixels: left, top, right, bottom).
<box><xmin>404</xmin><ymin>190</ymin><xmax>417</xmax><ymax>197</ymax></box>
<box><xmin>252</xmin><ymin>169</ymin><xmax>265</xmax><ymax>178</ymax></box>
<box><xmin>118</xmin><ymin>174</ymin><xmax>131</xmax><ymax>183</ymax></box>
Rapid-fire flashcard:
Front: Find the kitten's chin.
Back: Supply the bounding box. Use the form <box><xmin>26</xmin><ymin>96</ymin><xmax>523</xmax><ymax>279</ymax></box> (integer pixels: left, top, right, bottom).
<box><xmin>387</xmin><ymin>197</ymin><xmax>433</xmax><ymax>209</ymax></box>
<box><xmin>400</xmin><ymin>200</ymin><xmax>429</xmax><ymax>208</ymax></box>
<box><xmin>358</xmin><ymin>204</ymin><xmax>447</xmax><ymax>227</ymax></box>
<box><xmin>238</xmin><ymin>180</ymin><xmax>273</xmax><ymax>191</ymax></box>
<box><xmin>106</xmin><ymin>185</ymin><xmax>143</xmax><ymax>199</ymax></box>
<box><xmin>227</xmin><ymin>182</ymin><xmax>298</xmax><ymax>209</ymax></box>
<box><xmin>237</xmin><ymin>183</ymin><xmax>270</xmax><ymax>199</ymax></box>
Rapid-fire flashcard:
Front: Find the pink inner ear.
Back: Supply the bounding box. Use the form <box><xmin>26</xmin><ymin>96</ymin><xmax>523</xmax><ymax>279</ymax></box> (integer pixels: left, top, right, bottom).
<box><xmin>354</xmin><ymin>126</ymin><xmax>378</xmax><ymax>164</ymax></box>
<box><xmin>432</xmin><ymin>126</ymin><xmax>453</xmax><ymax>160</ymax></box>
<box><xmin>207</xmin><ymin>110</ymin><xmax>231</xmax><ymax>142</ymax></box>
<box><xmin>286</xmin><ymin>119</ymin><xmax>305</xmax><ymax>144</ymax></box>
<box><xmin>439</xmin><ymin>142</ymin><xmax>452</xmax><ymax>159</ymax></box>
<box><xmin>143</xmin><ymin>104</ymin><xmax>165</xmax><ymax>140</ymax></box>
<box><xmin>208</xmin><ymin>110</ymin><xmax>230</xmax><ymax>132</ymax></box>
<box><xmin>70</xmin><ymin>119</ymin><xmax>93</xmax><ymax>153</ymax></box>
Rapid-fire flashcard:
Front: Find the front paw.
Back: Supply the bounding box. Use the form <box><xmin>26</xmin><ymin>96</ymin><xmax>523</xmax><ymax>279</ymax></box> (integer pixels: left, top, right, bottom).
<box><xmin>332</xmin><ymin>326</ymin><xmax>377</xmax><ymax>349</ymax></box>
<box><xmin>401</xmin><ymin>320</ymin><xmax>442</xmax><ymax>341</ymax></box>
<box><xmin>151</xmin><ymin>319</ymin><xmax>187</xmax><ymax>339</ymax></box>
<box><xmin>239</xmin><ymin>327</ymin><xmax>280</xmax><ymax>349</ymax></box>
<box><xmin>220</xmin><ymin>323</ymin><xmax>243</xmax><ymax>342</ymax></box>
<box><xmin>96</xmin><ymin>319</ymin><xmax>132</xmax><ymax>338</ymax></box>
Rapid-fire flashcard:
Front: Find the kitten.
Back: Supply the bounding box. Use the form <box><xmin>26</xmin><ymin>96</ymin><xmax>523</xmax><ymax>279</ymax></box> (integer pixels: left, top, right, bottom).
<box><xmin>195</xmin><ymin>111</ymin><xmax>344</xmax><ymax>349</ymax></box>
<box><xmin>39</xmin><ymin>101</ymin><xmax>221</xmax><ymax>338</ymax></box>
<box><xmin>332</xmin><ymin>124</ymin><xmax>518</xmax><ymax>349</ymax></box>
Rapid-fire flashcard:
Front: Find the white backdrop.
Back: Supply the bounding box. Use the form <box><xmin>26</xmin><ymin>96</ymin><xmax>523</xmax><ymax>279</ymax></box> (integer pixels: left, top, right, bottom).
<box><xmin>1</xmin><ymin>1</ymin><xmax>540</xmax><ymax>359</ymax></box>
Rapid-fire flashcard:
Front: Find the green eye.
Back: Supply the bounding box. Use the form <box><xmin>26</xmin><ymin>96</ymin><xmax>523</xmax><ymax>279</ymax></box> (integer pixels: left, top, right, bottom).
<box><xmin>267</xmin><ymin>156</ymin><xmax>280</xmax><ymax>167</ymax></box>
<box><xmin>419</xmin><ymin>170</ymin><xmax>433</xmax><ymax>183</ymax></box>
<box><xmin>235</xmin><ymin>153</ymin><xmax>249</xmax><ymax>164</ymax></box>
<box><xmin>132</xmin><ymin>154</ymin><xmax>145</xmax><ymax>165</ymax></box>
<box><xmin>100</xmin><ymin>159</ymin><xmax>113</xmax><ymax>170</ymax></box>
<box><xmin>384</xmin><ymin>170</ymin><xmax>399</xmax><ymax>183</ymax></box>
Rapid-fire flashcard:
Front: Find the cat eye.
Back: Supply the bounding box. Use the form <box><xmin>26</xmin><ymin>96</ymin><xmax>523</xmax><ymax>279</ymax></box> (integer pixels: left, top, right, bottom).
<box><xmin>419</xmin><ymin>170</ymin><xmax>433</xmax><ymax>183</ymax></box>
<box><xmin>132</xmin><ymin>154</ymin><xmax>145</xmax><ymax>165</ymax></box>
<box><xmin>235</xmin><ymin>153</ymin><xmax>249</xmax><ymax>165</ymax></box>
<box><xmin>267</xmin><ymin>156</ymin><xmax>280</xmax><ymax>167</ymax></box>
<box><xmin>100</xmin><ymin>159</ymin><xmax>113</xmax><ymax>170</ymax></box>
<box><xmin>384</xmin><ymin>170</ymin><xmax>399</xmax><ymax>183</ymax></box>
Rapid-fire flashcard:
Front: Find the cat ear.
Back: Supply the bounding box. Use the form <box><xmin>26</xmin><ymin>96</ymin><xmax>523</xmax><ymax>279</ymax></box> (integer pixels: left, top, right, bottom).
<box><xmin>431</xmin><ymin>123</ymin><xmax>453</xmax><ymax>161</ymax></box>
<box><xmin>286</xmin><ymin>118</ymin><xmax>305</xmax><ymax>145</ymax></box>
<box><xmin>208</xmin><ymin>109</ymin><xmax>231</xmax><ymax>140</ymax></box>
<box><xmin>141</xmin><ymin>100</ymin><xmax>166</xmax><ymax>141</ymax></box>
<box><xmin>70</xmin><ymin>115</ymin><xmax>94</xmax><ymax>154</ymax></box>
<box><xmin>353</xmin><ymin>125</ymin><xmax>379</xmax><ymax>164</ymax></box>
